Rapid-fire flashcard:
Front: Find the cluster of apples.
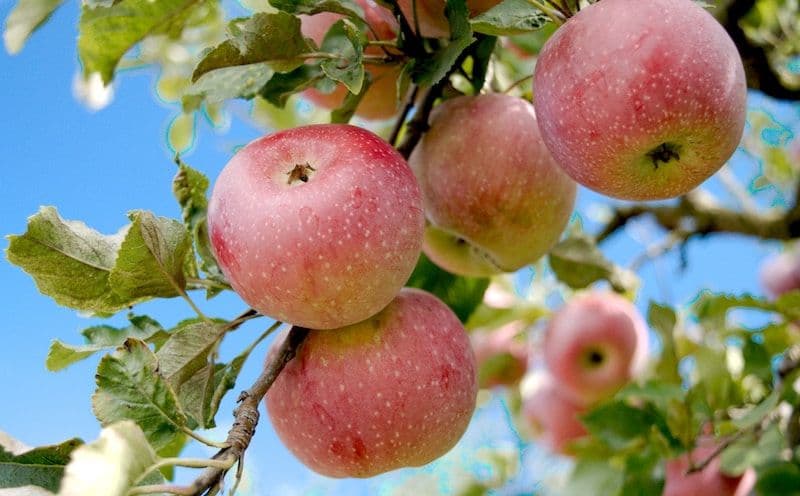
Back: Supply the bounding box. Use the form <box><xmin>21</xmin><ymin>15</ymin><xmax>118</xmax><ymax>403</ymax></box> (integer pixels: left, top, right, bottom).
<box><xmin>205</xmin><ymin>0</ymin><xmax>751</xmax><ymax>481</ymax></box>
<box><xmin>522</xmin><ymin>292</ymin><xmax>648</xmax><ymax>454</ymax></box>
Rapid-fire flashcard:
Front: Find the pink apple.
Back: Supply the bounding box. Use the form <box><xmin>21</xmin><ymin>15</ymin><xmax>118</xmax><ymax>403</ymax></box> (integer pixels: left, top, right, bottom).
<box><xmin>301</xmin><ymin>1</ymin><xmax>402</xmax><ymax>120</ymax></box>
<box><xmin>471</xmin><ymin>322</ymin><xmax>529</xmax><ymax>388</ymax></box>
<box><xmin>522</xmin><ymin>373</ymin><xmax>588</xmax><ymax>455</ymax></box>
<box><xmin>409</xmin><ymin>93</ymin><xmax>576</xmax><ymax>277</ymax></box>
<box><xmin>543</xmin><ymin>292</ymin><xmax>649</xmax><ymax>403</ymax></box>
<box><xmin>266</xmin><ymin>288</ymin><xmax>477</xmax><ymax>478</ymax></box>
<box><xmin>533</xmin><ymin>0</ymin><xmax>747</xmax><ymax>200</ymax></box>
<box><xmin>759</xmin><ymin>250</ymin><xmax>800</xmax><ymax>299</ymax></box>
<box><xmin>398</xmin><ymin>0</ymin><xmax>502</xmax><ymax>38</ymax></box>
<box><xmin>207</xmin><ymin>124</ymin><xmax>424</xmax><ymax>330</ymax></box>
<box><xmin>663</xmin><ymin>437</ymin><xmax>756</xmax><ymax>496</ymax></box>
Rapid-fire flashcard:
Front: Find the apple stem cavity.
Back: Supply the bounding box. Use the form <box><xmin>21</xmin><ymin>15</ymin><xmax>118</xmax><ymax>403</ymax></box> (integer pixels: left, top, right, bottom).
<box><xmin>646</xmin><ymin>142</ymin><xmax>682</xmax><ymax>169</ymax></box>
<box><xmin>286</xmin><ymin>163</ymin><xmax>316</xmax><ymax>185</ymax></box>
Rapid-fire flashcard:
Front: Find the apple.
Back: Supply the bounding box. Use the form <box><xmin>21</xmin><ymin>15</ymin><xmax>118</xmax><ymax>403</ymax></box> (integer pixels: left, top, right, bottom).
<box><xmin>409</xmin><ymin>93</ymin><xmax>576</xmax><ymax>277</ymax></box>
<box><xmin>533</xmin><ymin>0</ymin><xmax>747</xmax><ymax>201</ymax></box>
<box><xmin>266</xmin><ymin>288</ymin><xmax>478</xmax><ymax>478</ymax></box>
<box><xmin>398</xmin><ymin>0</ymin><xmax>502</xmax><ymax>38</ymax></box>
<box><xmin>522</xmin><ymin>373</ymin><xmax>588</xmax><ymax>455</ymax></box>
<box><xmin>543</xmin><ymin>292</ymin><xmax>649</xmax><ymax>403</ymax></box>
<box><xmin>759</xmin><ymin>250</ymin><xmax>800</xmax><ymax>299</ymax></box>
<box><xmin>207</xmin><ymin>124</ymin><xmax>424</xmax><ymax>330</ymax></box>
<box><xmin>663</xmin><ymin>437</ymin><xmax>756</xmax><ymax>496</ymax></box>
<box><xmin>472</xmin><ymin>322</ymin><xmax>529</xmax><ymax>388</ymax></box>
<box><xmin>301</xmin><ymin>0</ymin><xmax>402</xmax><ymax>120</ymax></box>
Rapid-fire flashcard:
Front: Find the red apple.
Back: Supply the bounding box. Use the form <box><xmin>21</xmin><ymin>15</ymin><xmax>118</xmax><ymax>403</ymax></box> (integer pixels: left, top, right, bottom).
<box><xmin>472</xmin><ymin>322</ymin><xmax>529</xmax><ymax>388</ymax></box>
<box><xmin>759</xmin><ymin>250</ymin><xmax>800</xmax><ymax>300</ymax></box>
<box><xmin>207</xmin><ymin>124</ymin><xmax>424</xmax><ymax>330</ymax></box>
<box><xmin>543</xmin><ymin>292</ymin><xmax>649</xmax><ymax>403</ymax></box>
<box><xmin>301</xmin><ymin>1</ymin><xmax>402</xmax><ymax>120</ymax></box>
<box><xmin>522</xmin><ymin>373</ymin><xmax>588</xmax><ymax>455</ymax></box>
<box><xmin>266</xmin><ymin>288</ymin><xmax>478</xmax><ymax>478</ymax></box>
<box><xmin>398</xmin><ymin>0</ymin><xmax>502</xmax><ymax>38</ymax></box>
<box><xmin>533</xmin><ymin>0</ymin><xmax>747</xmax><ymax>200</ymax></box>
<box><xmin>663</xmin><ymin>437</ymin><xmax>756</xmax><ymax>496</ymax></box>
<box><xmin>409</xmin><ymin>93</ymin><xmax>576</xmax><ymax>277</ymax></box>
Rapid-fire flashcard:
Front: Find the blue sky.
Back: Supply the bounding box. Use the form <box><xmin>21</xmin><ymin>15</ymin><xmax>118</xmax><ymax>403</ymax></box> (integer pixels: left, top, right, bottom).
<box><xmin>0</xmin><ymin>0</ymin><xmax>796</xmax><ymax>494</ymax></box>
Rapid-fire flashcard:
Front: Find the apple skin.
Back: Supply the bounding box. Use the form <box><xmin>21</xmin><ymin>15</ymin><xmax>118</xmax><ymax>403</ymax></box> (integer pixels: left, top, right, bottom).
<box><xmin>472</xmin><ymin>322</ymin><xmax>529</xmax><ymax>388</ymax></box>
<box><xmin>266</xmin><ymin>288</ymin><xmax>478</xmax><ymax>478</ymax></box>
<box><xmin>543</xmin><ymin>292</ymin><xmax>649</xmax><ymax>404</ymax></box>
<box><xmin>759</xmin><ymin>251</ymin><xmax>800</xmax><ymax>300</ymax></box>
<box><xmin>207</xmin><ymin>124</ymin><xmax>424</xmax><ymax>330</ymax></box>
<box><xmin>398</xmin><ymin>0</ymin><xmax>502</xmax><ymax>38</ymax></box>
<box><xmin>663</xmin><ymin>437</ymin><xmax>756</xmax><ymax>496</ymax></box>
<box><xmin>533</xmin><ymin>0</ymin><xmax>747</xmax><ymax>201</ymax></box>
<box><xmin>522</xmin><ymin>374</ymin><xmax>588</xmax><ymax>455</ymax></box>
<box><xmin>409</xmin><ymin>93</ymin><xmax>576</xmax><ymax>277</ymax></box>
<box><xmin>301</xmin><ymin>1</ymin><xmax>402</xmax><ymax>120</ymax></box>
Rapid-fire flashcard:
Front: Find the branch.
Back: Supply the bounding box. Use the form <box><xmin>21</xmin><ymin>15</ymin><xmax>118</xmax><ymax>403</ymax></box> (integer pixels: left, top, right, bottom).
<box><xmin>722</xmin><ymin>0</ymin><xmax>800</xmax><ymax>101</ymax></box>
<box><xmin>151</xmin><ymin>325</ymin><xmax>309</xmax><ymax>496</ymax></box>
<box><xmin>596</xmin><ymin>190</ymin><xmax>800</xmax><ymax>244</ymax></box>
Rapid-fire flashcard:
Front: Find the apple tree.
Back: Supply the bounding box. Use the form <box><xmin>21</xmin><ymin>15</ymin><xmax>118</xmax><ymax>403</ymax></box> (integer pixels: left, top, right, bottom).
<box><xmin>2</xmin><ymin>0</ymin><xmax>800</xmax><ymax>494</ymax></box>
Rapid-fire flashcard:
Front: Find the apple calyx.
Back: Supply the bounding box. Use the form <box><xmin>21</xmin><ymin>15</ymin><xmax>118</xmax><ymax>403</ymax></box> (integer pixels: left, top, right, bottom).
<box><xmin>582</xmin><ymin>348</ymin><xmax>606</xmax><ymax>368</ymax></box>
<box><xmin>646</xmin><ymin>142</ymin><xmax>682</xmax><ymax>169</ymax></box>
<box><xmin>286</xmin><ymin>163</ymin><xmax>316</xmax><ymax>184</ymax></box>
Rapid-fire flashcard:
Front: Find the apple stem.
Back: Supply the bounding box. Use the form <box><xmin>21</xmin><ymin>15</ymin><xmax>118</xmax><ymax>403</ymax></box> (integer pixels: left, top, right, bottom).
<box><xmin>286</xmin><ymin>163</ymin><xmax>316</xmax><ymax>184</ymax></box>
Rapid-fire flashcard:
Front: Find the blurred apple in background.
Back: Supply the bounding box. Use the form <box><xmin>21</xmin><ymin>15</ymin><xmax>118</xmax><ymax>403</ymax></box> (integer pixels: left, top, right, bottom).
<box><xmin>543</xmin><ymin>292</ymin><xmax>649</xmax><ymax>403</ymax></box>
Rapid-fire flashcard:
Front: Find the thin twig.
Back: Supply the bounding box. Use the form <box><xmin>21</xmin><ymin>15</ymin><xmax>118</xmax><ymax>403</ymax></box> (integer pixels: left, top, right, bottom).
<box><xmin>174</xmin><ymin>326</ymin><xmax>310</xmax><ymax>496</ymax></box>
<box><xmin>389</xmin><ymin>85</ymin><xmax>420</xmax><ymax>147</ymax></box>
<box><xmin>222</xmin><ymin>308</ymin><xmax>261</xmax><ymax>332</ymax></box>
<box><xmin>595</xmin><ymin>190</ymin><xmax>800</xmax><ymax>244</ymax></box>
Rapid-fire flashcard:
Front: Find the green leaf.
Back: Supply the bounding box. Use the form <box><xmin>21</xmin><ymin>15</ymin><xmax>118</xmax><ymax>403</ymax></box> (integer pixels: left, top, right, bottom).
<box><xmin>0</xmin><ymin>438</ymin><xmax>82</xmax><ymax>491</ymax></box>
<box><xmin>720</xmin><ymin>425</ymin><xmax>784</xmax><ymax>475</ymax></box>
<box><xmin>465</xmin><ymin>302</ymin><xmax>546</xmax><ymax>331</ymax></box>
<box><xmin>647</xmin><ymin>303</ymin><xmax>681</xmax><ymax>383</ymax></box>
<box><xmin>177</xmin><ymin>363</ymin><xmax>219</xmax><ymax>429</ymax></box>
<box><xmin>258</xmin><ymin>64</ymin><xmax>326</xmax><ymax>108</ymax></box>
<box><xmin>109</xmin><ymin>211</ymin><xmax>192</xmax><ymax>301</ymax></box>
<box><xmin>469</xmin><ymin>35</ymin><xmax>496</xmax><ymax>93</ymax></box>
<box><xmin>268</xmin><ymin>0</ymin><xmax>364</xmax><ymax>20</ymax></box>
<box><xmin>192</xmin><ymin>13</ymin><xmax>312</xmax><ymax>82</ymax></box>
<box><xmin>549</xmin><ymin>234</ymin><xmax>637</xmax><ymax>292</ymax></box>
<box><xmin>410</xmin><ymin>0</ymin><xmax>475</xmax><ymax>86</ymax></box>
<box><xmin>166</xmin><ymin>113</ymin><xmax>195</xmax><ymax>154</ymax></box>
<box><xmin>756</xmin><ymin>462</ymin><xmax>800</xmax><ymax>496</ymax></box>
<box><xmin>5</xmin><ymin>206</ymin><xmax>129</xmax><ymax>315</ymax></box>
<box><xmin>155</xmin><ymin>319</ymin><xmax>224</xmax><ymax>388</ymax></box>
<box><xmin>319</xmin><ymin>19</ymin><xmax>365</xmax><ymax>94</ymax></box>
<box><xmin>78</xmin><ymin>0</ymin><xmax>202</xmax><ymax>84</ymax></box>
<box><xmin>330</xmin><ymin>75</ymin><xmax>370</xmax><ymax>123</ymax></box>
<box><xmin>92</xmin><ymin>339</ymin><xmax>187</xmax><ymax>451</ymax></box>
<box><xmin>3</xmin><ymin>0</ymin><xmax>64</xmax><ymax>54</ymax></box>
<box><xmin>406</xmin><ymin>253</ymin><xmax>488</xmax><ymax>322</ymax></box>
<box><xmin>47</xmin><ymin>315</ymin><xmax>168</xmax><ymax>372</ymax></box>
<box><xmin>172</xmin><ymin>159</ymin><xmax>227</xmax><ymax>292</ymax></box>
<box><xmin>732</xmin><ymin>390</ymin><xmax>779</xmax><ymax>430</ymax></box>
<box><xmin>582</xmin><ymin>401</ymin><xmax>659</xmax><ymax>451</ymax></box>
<box><xmin>183</xmin><ymin>63</ymin><xmax>274</xmax><ymax>112</ymax></box>
<box><xmin>58</xmin><ymin>421</ymin><xmax>162</xmax><ymax>496</ymax></box>
<box><xmin>558</xmin><ymin>460</ymin><xmax>624</xmax><ymax>496</ymax></box>
<box><xmin>470</xmin><ymin>0</ymin><xmax>549</xmax><ymax>36</ymax></box>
